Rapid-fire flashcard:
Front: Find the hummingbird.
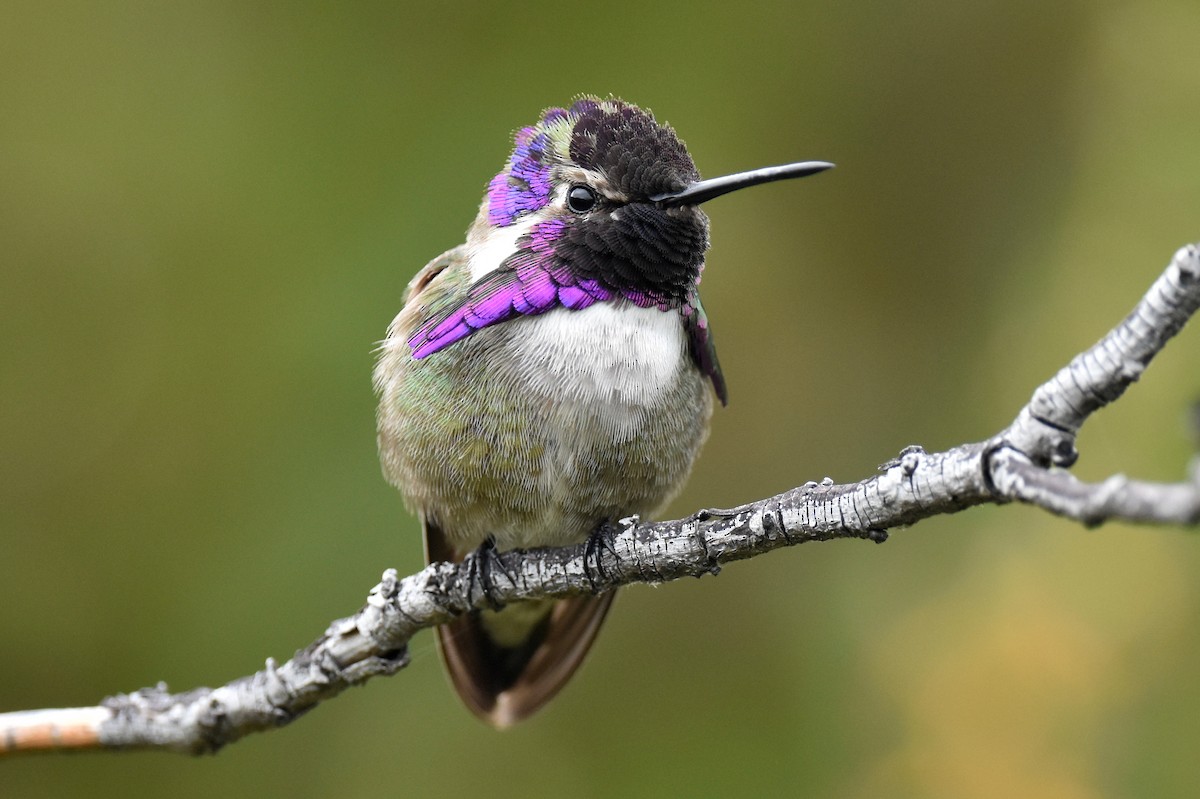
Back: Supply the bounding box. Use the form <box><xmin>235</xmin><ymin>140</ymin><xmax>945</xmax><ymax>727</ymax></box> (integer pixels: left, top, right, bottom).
<box><xmin>374</xmin><ymin>97</ymin><xmax>831</xmax><ymax>727</ymax></box>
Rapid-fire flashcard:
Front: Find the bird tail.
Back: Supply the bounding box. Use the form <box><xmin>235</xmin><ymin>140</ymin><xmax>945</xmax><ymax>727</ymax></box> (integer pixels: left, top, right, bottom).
<box><xmin>425</xmin><ymin>519</ymin><xmax>615</xmax><ymax>728</ymax></box>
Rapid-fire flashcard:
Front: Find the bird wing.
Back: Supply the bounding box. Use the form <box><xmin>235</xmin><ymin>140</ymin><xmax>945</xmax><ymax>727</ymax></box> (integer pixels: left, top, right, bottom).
<box><xmin>683</xmin><ymin>293</ymin><xmax>727</xmax><ymax>405</ymax></box>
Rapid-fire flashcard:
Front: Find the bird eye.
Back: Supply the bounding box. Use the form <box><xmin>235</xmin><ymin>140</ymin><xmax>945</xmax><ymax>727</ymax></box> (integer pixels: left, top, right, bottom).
<box><xmin>567</xmin><ymin>185</ymin><xmax>597</xmax><ymax>214</ymax></box>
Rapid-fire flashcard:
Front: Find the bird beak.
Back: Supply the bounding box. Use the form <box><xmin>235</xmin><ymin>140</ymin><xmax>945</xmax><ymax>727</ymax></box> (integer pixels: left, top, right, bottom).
<box><xmin>649</xmin><ymin>161</ymin><xmax>834</xmax><ymax>207</ymax></box>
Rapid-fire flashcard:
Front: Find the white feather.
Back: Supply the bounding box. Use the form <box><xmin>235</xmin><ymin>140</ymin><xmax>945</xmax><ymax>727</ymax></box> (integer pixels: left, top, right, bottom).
<box><xmin>466</xmin><ymin>216</ymin><xmax>539</xmax><ymax>282</ymax></box>
<box><xmin>513</xmin><ymin>303</ymin><xmax>687</xmax><ymax>435</ymax></box>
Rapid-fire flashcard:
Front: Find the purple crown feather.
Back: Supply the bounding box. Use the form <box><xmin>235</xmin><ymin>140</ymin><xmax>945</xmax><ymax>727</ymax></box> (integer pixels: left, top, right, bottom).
<box><xmin>487</xmin><ymin>124</ymin><xmax>556</xmax><ymax>227</ymax></box>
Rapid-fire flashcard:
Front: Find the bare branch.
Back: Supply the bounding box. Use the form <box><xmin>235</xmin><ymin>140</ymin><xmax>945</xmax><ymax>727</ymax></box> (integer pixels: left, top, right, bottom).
<box><xmin>990</xmin><ymin>451</ymin><xmax>1200</xmax><ymax>527</ymax></box>
<box><xmin>2</xmin><ymin>244</ymin><xmax>1198</xmax><ymax>758</ymax></box>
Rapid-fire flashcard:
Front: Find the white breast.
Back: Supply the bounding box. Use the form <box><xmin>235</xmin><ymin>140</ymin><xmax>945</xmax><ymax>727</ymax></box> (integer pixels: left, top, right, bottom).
<box><xmin>513</xmin><ymin>302</ymin><xmax>687</xmax><ymax>415</ymax></box>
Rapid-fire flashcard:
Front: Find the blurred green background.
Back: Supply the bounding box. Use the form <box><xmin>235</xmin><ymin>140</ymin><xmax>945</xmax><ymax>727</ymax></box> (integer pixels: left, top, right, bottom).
<box><xmin>3</xmin><ymin>1</ymin><xmax>1200</xmax><ymax>796</ymax></box>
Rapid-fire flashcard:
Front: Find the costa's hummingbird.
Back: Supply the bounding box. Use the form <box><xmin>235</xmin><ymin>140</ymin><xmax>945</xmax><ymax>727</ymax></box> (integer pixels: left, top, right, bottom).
<box><xmin>374</xmin><ymin>97</ymin><xmax>831</xmax><ymax>727</ymax></box>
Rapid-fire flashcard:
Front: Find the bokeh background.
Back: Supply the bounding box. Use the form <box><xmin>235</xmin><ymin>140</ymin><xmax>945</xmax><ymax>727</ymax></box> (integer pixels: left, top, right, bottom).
<box><xmin>3</xmin><ymin>2</ymin><xmax>1200</xmax><ymax>796</ymax></box>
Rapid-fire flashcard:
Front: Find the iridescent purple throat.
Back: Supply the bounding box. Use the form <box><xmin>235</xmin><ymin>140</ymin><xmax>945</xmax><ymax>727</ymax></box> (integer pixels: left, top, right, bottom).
<box><xmin>408</xmin><ymin>219</ymin><xmax>668</xmax><ymax>359</ymax></box>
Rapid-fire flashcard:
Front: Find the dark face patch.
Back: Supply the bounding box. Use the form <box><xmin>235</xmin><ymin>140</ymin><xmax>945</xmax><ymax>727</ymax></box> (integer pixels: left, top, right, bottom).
<box><xmin>556</xmin><ymin>203</ymin><xmax>709</xmax><ymax>306</ymax></box>
<box><xmin>553</xmin><ymin>100</ymin><xmax>709</xmax><ymax>305</ymax></box>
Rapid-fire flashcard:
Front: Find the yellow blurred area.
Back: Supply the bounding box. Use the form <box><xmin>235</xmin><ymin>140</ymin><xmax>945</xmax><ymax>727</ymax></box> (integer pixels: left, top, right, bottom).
<box><xmin>856</xmin><ymin>526</ymin><xmax>1192</xmax><ymax>799</ymax></box>
<box><xmin>3</xmin><ymin>2</ymin><xmax>1200</xmax><ymax>797</ymax></box>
